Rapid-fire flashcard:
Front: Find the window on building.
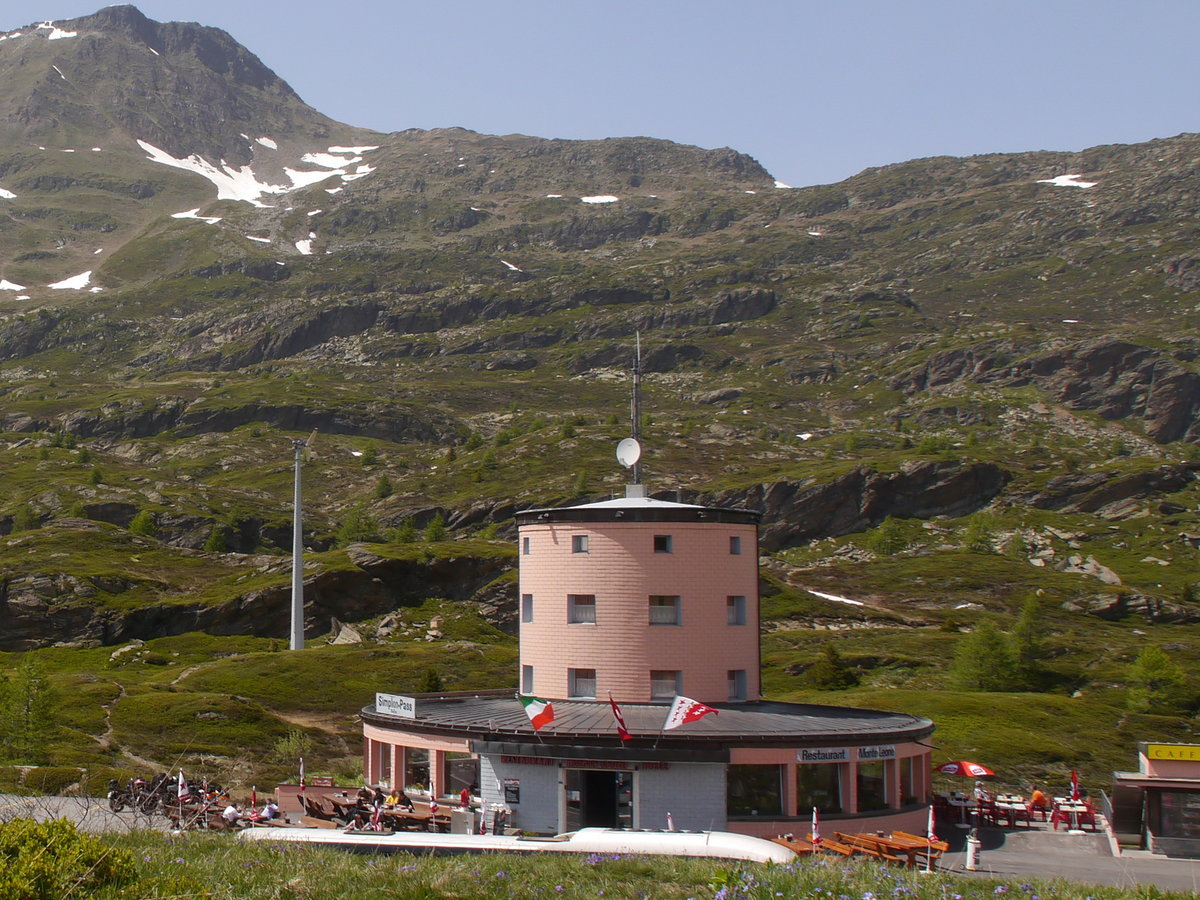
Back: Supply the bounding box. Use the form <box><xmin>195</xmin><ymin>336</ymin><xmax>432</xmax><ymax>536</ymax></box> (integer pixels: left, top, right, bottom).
<box><xmin>572</xmin><ymin>534</ymin><xmax>589</xmax><ymax>553</ymax></box>
<box><xmin>521</xmin><ymin>593</ymin><xmax>534</xmax><ymax>623</ymax></box>
<box><xmin>568</xmin><ymin>594</ymin><xmax>596</xmax><ymax>624</ymax></box>
<box><xmin>726</xmin><ymin>595</ymin><xmax>747</xmax><ymax>626</ymax></box>
<box><xmin>648</xmin><ymin>595</ymin><xmax>680</xmax><ymax>625</ymax></box>
<box><xmin>796</xmin><ymin>763</ymin><xmax>843</xmax><ymax>814</ymax></box>
<box><xmin>522</xmin><ymin>536</ymin><xmax>530</xmax><ymax>555</ymax></box>
<box><xmin>728</xmin><ymin>669</ymin><xmax>747</xmax><ymax>701</ymax></box>
<box><xmin>443</xmin><ymin>752</ymin><xmax>478</xmax><ymax>797</ymax></box>
<box><xmin>404</xmin><ymin>748</ymin><xmax>430</xmax><ymax>792</ymax></box>
<box><xmin>650</xmin><ymin>670</ymin><xmax>682</xmax><ymax>700</ymax></box>
<box><xmin>730</xmin><ymin>535</ymin><xmax>742</xmax><ymax>555</ymax></box>
<box><xmin>727</xmin><ymin>765</ymin><xmax>784</xmax><ymax>817</ymax></box>
<box><xmin>569</xmin><ymin>668</ymin><xmax>596</xmax><ymax>699</ymax></box>
<box><xmin>653</xmin><ymin>534</ymin><xmax>672</xmax><ymax>553</ymax></box>
<box><xmin>522</xmin><ymin>665</ymin><xmax>534</xmax><ymax>694</ymax></box>
<box><xmin>900</xmin><ymin>756</ymin><xmax>918</xmax><ymax>806</ymax></box>
<box><xmin>378</xmin><ymin>741</ymin><xmax>392</xmax><ymax>787</ymax></box>
<box><xmin>856</xmin><ymin>761</ymin><xmax>889</xmax><ymax>812</ymax></box>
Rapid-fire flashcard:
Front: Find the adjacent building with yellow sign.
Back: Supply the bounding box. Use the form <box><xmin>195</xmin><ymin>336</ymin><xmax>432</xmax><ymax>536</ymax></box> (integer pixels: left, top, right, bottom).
<box><xmin>1110</xmin><ymin>742</ymin><xmax>1200</xmax><ymax>856</ymax></box>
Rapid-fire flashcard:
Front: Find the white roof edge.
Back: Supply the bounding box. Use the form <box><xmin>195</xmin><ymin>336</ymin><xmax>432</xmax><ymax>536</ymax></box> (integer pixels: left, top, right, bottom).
<box><xmin>567</xmin><ymin>497</ymin><xmax>706</xmax><ymax>510</ymax></box>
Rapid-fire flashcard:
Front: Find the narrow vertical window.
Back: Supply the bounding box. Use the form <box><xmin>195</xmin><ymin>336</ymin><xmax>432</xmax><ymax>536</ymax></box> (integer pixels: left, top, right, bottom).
<box><xmin>729</xmin><ymin>535</ymin><xmax>742</xmax><ymax>555</ymax></box>
<box><xmin>567</xmin><ymin>594</ymin><xmax>596</xmax><ymax>624</ymax></box>
<box><xmin>521</xmin><ymin>593</ymin><xmax>534</xmax><ymax>623</ymax></box>
<box><xmin>653</xmin><ymin>534</ymin><xmax>672</xmax><ymax>553</ymax></box>
<box><xmin>522</xmin><ymin>665</ymin><xmax>534</xmax><ymax>694</ymax></box>
<box><xmin>727</xmin><ymin>595</ymin><xmax>747</xmax><ymax>626</ymax></box>
<box><xmin>522</xmin><ymin>536</ymin><xmax>531</xmax><ymax>555</ymax></box>
<box><xmin>572</xmin><ymin>534</ymin><xmax>589</xmax><ymax>553</ymax></box>
<box><xmin>728</xmin><ymin>669</ymin><xmax>747</xmax><ymax>701</ymax></box>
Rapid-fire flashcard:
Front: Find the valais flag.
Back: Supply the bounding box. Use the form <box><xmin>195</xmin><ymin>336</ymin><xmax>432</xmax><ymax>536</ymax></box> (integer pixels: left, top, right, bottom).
<box><xmin>663</xmin><ymin>695</ymin><xmax>718</xmax><ymax>730</ymax></box>
<box><xmin>299</xmin><ymin>757</ymin><xmax>306</xmax><ymax>792</ymax></box>
<box><xmin>609</xmin><ymin>693</ymin><xmax>631</xmax><ymax>742</ymax></box>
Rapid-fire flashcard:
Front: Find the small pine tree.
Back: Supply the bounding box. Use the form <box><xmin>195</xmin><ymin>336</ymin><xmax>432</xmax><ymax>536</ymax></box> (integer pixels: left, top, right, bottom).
<box><xmin>803</xmin><ymin>644</ymin><xmax>860</xmax><ymax>689</ymax></box>
<box><xmin>374</xmin><ymin>475</ymin><xmax>394</xmax><ymax>499</ymax></box>
<box><xmin>464</xmin><ymin>432</ymin><xmax>483</xmax><ymax>451</ymax></box>
<box><xmin>203</xmin><ymin>525</ymin><xmax>228</xmax><ymax>553</ymax></box>
<box><xmin>1011</xmin><ymin>597</ymin><xmax>1045</xmax><ymax>684</ymax></box>
<box><xmin>11</xmin><ymin>504</ymin><xmax>39</xmax><ymax>533</ymax></box>
<box><xmin>419</xmin><ymin>668</ymin><xmax>444</xmax><ymax>692</ymax></box>
<box><xmin>88</xmin><ymin>468</ymin><xmax>103</xmax><ymax>485</ymax></box>
<box><xmin>867</xmin><ymin>516</ymin><xmax>907</xmax><ymax>556</ymax></box>
<box><xmin>360</xmin><ymin>447</ymin><xmax>378</xmax><ymax>467</ymax></box>
<box><xmin>393</xmin><ymin>519</ymin><xmax>418</xmax><ymax>543</ymax></box>
<box><xmin>129</xmin><ymin>510</ymin><xmax>156</xmax><ymax>537</ymax></box>
<box><xmin>961</xmin><ymin>513</ymin><xmax>995</xmax><ymax>552</ymax></box>
<box><xmin>1126</xmin><ymin>646</ymin><xmax>1188</xmax><ymax>713</ymax></box>
<box><xmin>335</xmin><ymin>502</ymin><xmax>378</xmax><ymax>548</ymax></box>
<box><xmin>423</xmin><ymin>514</ymin><xmax>446</xmax><ymax>543</ymax></box>
<box><xmin>948</xmin><ymin>621</ymin><xmax>1018</xmax><ymax>691</ymax></box>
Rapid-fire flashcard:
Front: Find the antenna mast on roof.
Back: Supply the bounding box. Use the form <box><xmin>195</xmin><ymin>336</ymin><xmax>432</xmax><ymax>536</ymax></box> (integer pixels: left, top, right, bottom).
<box><xmin>631</xmin><ymin>333</ymin><xmax>642</xmax><ymax>485</ymax></box>
<box><xmin>615</xmin><ymin>335</ymin><xmax>645</xmax><ymax>496</ymax></box>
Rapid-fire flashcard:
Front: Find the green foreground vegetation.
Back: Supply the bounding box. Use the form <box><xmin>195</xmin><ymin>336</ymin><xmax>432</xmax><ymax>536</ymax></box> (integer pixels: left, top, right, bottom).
<box><xmin>0</xmin><ymin>819</ymin><xmax>1191</xmax><ymax>900</ymax></box>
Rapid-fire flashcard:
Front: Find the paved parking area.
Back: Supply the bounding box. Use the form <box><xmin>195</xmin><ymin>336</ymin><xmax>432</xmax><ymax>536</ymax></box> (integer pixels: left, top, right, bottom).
<box><xmin>935</xmin><ymin>818</ymin><xmax>1200</xmax><ymax>893</ymax></box>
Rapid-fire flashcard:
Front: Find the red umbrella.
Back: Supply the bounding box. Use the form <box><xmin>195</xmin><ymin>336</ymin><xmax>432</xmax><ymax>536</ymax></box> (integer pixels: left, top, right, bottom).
<box><xmin>937</xmin><ymin>761</ymin><xmax>994</xmax><ymax>778</ymax></box>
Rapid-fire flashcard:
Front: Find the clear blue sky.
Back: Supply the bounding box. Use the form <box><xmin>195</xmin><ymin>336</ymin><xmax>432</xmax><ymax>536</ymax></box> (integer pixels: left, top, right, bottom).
<box><xmin>6</xmin><ymin>1</ymin><xmax>1198</xmax><ymax>187</ymax></box>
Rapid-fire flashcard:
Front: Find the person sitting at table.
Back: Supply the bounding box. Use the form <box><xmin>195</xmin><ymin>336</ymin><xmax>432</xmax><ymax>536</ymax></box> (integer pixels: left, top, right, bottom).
<box><xmin>260</xmin><ymin>799</ymin><xmax>280</xmax><ymax>821</ymax></box>
<box><xmin>973</xmin><ymin>781</ymin><xmax>992</xmax><ymax>803</ymax></box>
<box><xmin>222</xmin><ymin>802</ymin><xmax>243</xmax><ymax>826</ymax></box>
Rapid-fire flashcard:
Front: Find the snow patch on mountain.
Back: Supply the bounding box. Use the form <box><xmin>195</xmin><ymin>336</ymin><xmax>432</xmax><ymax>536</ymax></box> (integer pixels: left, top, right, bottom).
<box><xmin>0</xmin><ymin>187</ymin><xmax>15</xmax><ymax>199</ymax></box>
<box><xmin>255</xmin><ymin>137</ymin><xmax>278</xmax><ymax>150</ymax></box>
<box><xmin>37</xmin><ymin>22</ymin><xmax>77</xmax><ymax>40</ymax></box>
<box><xmin>48</xmin><ymin>271</ymin><xmax>91</xmax><ymax>290</ymax></box>
<box><xmin>1037</xmin><ymin>174</ymin><xmax>1097</xmax><ymax>189</ymax></box>
<box><xmin>284</xmin><ymin>167</ymin><xmax>343</xmax><ymax>189</ymax></box>
<box><xmin>295</xmin><ymin>239</ymin><xmax>313</xmax><ymax>255</ymax></box>
<box><xmin>0</xmin><ymin>280</ymin><xmax>26</xmax><ymax>291</ymax></box>
<box><xmin>580</xmin><ymin>195</ymin><xmax>619</xmax><ymax>204</ymax></box>
<box><xmin>303</xmin><ymin>151</ymin><xmax>361</xmax><ymax>169</ymax></box>
<box><xmin>171</xmin><ymin>208</ymin><xmax>222</xmax><ymax>225</ymax></box>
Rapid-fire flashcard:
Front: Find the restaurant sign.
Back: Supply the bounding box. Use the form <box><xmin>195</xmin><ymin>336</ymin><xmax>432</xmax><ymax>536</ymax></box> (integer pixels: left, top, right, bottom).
<box><xmin>798</xmin><ymin>747</ymin><xmax>850</xmax><ymax>763</ymax></box>
<box><xmin>375</xmin><ymin>693</ymin><xmax>416</xmax><ymax>718</ymax></box>
<box><xmin>857</xmin><ymin>745</ymin><xmax>896</xmax><ymax>761</ymax></box>
<box><xmin>1146</xmin><ymin>743</ymin><xmax>1200</xmax><ymax>762</ymax></box>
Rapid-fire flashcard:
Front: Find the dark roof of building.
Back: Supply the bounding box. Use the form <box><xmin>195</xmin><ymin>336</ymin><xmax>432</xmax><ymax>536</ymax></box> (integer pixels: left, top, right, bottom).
<box><xmin>361</xmin><ymin>693</ymin><xmax>933</xmax><ymax>751</ymax></box>
<box><xmin>515</xmin><ymin>495</ymin><xmax>760</xmax><ymax>527</ymax></box>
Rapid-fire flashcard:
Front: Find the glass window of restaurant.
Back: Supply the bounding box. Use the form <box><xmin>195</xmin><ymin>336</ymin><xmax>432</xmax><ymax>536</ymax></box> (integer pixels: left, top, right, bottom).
<box><xmin>1154</xmin><ymin>791</ymin><xmax>1200</xmax><ymax>839</ymax></box>
<box><xmin>405</xmin><ymin>747</ymin><xmax>430</xmax><ymax>792</ymax></box>
<box><xmin>442</xmin><ymin>752</ymin><xmax>479</xmax><ymax>797</ymax></box>
<box><xmin>900</xmin><ymin>756</ymin><xmax>919</xmax><ymax>806</ymax></box>
<box><xmin>378</xmin><ymin>742</ymin><xmax>392</xmax><ymax>788</ymax></box>
<box><xmin>727</xmin><ymin>765</ymin><xmax>784</xmax><ymax>817</ymax></box>
<box><xmin>796</xmin><ymin>762</ymin><xmax>843</xmax><ymax>814</ymax></box>
<box><xmin>856</xmin><ymin>761</ymin><xmax>889</xmax><ymax>812</ymax></box>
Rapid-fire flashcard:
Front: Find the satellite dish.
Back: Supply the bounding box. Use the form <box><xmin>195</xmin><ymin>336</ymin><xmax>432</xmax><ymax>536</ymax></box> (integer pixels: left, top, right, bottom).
<box><xmin>616</xmin><ymin>437</ymin><xmax>641</xmax><ymax>468</ymax></box>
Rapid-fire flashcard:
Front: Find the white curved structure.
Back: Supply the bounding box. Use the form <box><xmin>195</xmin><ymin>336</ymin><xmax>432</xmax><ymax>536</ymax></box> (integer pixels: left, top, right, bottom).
<box><xmin>239</xmin><ymin>826</ymin><xmax>796</xmax><ymax>864</ymax></box>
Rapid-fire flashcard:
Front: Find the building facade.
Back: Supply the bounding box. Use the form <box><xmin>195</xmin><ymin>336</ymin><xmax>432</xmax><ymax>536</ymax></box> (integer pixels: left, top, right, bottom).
<box><xmin>361</xmin><ymin>492</ymin><xmax>935</xmax><ymax>836</ymax></box>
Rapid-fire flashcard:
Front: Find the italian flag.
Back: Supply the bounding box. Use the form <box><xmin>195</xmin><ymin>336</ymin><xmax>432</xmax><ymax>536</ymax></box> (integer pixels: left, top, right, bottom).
<box><xmin>521</xmin><ymin>696</ymin><xmax>555</xmax><ymax>731</ymax></box>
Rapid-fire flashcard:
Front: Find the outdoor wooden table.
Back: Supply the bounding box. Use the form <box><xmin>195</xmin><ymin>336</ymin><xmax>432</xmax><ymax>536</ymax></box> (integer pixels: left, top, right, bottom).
<box><xmin>833</xmin><ymin>832</ymin><xmax>912</xmax><ymax>866</ymax></box>
<box><xmin>1053</xmin><ymin>801</ymin><xmax>1090</xmax><ymax>831</ymax></box>
<box><xmin>992</xmin><ymin>801</ymin><xmax>1031</xmax><ymax>827</ymax></box>
<box><xmin>945</xmin><ymin>795</ymin><xmax>975</xmax><ymax>825</ymax></box>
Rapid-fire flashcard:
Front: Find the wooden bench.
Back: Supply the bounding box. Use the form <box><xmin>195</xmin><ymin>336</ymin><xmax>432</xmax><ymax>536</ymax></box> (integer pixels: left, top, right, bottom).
<box><xmin>833</xmin><ymin>832</ymin><xmax>909</xmax><ymax>865</ymax></box>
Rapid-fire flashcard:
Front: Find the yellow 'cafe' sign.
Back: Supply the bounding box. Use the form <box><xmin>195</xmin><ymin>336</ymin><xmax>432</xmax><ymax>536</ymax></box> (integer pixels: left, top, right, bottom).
<box><xmin>1144</xmin><ymin>743</ymin><xmax>1200</xmax><ymax>762</ymax></box>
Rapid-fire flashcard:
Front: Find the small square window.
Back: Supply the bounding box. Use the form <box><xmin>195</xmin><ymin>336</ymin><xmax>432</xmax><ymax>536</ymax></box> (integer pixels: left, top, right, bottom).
<box><xmin>728</xmin><ymin>669</ymin><xmax>747</xmax><ymax>701</ymax></box>
<box><xmin>727</xmin><ymin>595</ymin><xmax>747</xmax><ymax>626</ymax></box>
<box><xmin>522</xmin><ymin>665</ymin><xmax>534</xmax><ymax>694</ymax></box>
<box><xmin>572</xmin><ymin>534</ymin><xmax>589</xmax><ymax>554</ymax></box>
<box><xmin>569</xmin><ymin>668</ymin><xmax>596</xmax><ymax>699</ymax></box>
<box><xmin>521</xmin><ymin>593</ymin><xmax>534</xmax><ymax>623</ymax></box>
<box><xmin>653</xmin><ymin>534</ymin><xmax>673</xmax><ymax>553</ymax></box>
<box><xmin>729</xmin><ymin>535</ymin><xmax>742</xmax><ymax>555</ymax></box>
<box><xmin>650</xmin><ymin>670</ymin><xmax>682</xmax><ymax>700</ymax></box>
<box><xmin>649</xmin><ymin>595</ymin><xmax>681</xmax><ymax>625</ymax></box>
<box><xmin>522</xmin><ymin>537</ymin><xmax>531</xmax><ymax>555</ymax></box>
<box><xmin>568</xmin><ymin>594</ymin><xmax>596</xmax><ymax>624</ymax></box>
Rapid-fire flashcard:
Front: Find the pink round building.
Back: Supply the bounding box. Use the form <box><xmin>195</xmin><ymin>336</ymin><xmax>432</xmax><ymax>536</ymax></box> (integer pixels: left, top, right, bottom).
<box><xmin>517</xmin><ymin>495</ymin><xmax>760</xmax><ymax>705</ymax></box>
<box><xmin>360</xmin><ymin>490</ymin><xmax>935</xmax><ymax>838</ymax></box>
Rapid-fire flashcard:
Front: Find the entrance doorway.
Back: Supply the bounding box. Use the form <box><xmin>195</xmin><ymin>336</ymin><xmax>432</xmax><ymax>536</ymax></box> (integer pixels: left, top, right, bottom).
<box><xmin>564</xmin><ymin>769</ymin><xmax>634</xmax><ymax>830</ymax></box>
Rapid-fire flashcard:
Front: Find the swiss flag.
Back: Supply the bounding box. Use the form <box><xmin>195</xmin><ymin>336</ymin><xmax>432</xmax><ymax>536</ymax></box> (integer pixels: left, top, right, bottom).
<box><xmin>609</xmin><ymin>693</ymin><xmax>631</xmax><ymax>742</ymax></box>
<box><xmin>663</xmin><ymin>696</ymin><xmax>718</xmax><ymax>730</ymax></box>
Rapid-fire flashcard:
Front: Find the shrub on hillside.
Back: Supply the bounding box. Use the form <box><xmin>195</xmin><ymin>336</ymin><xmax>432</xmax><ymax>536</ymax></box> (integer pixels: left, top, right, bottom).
<box><xmin>0</xmin><ymin>818</ymin><xmax>136</xmax><ymax>897</ymax></box>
